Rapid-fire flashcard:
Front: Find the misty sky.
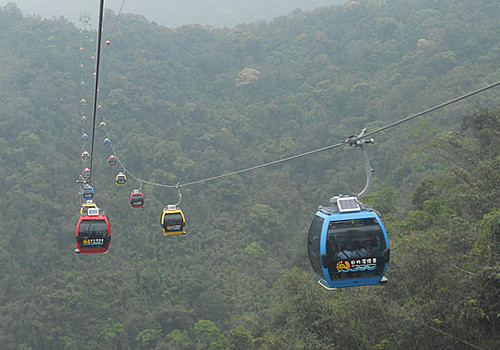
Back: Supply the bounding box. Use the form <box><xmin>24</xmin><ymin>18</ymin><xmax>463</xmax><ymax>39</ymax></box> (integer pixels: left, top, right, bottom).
<box><xmin>0</xmin><ymin>0</ymin><xmax>345</xmax><ymax>27</ymax></box>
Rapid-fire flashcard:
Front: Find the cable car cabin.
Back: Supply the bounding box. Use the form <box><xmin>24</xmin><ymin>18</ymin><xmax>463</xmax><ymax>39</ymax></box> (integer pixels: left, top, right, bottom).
<box><xmin>80</xmin><ymin>200</ymin><xmax>98</xmax><ymax>215</ymax></box>
<box><xmin>81</xmin><ymin>185</ymin><xmax>95</xmax><ymax>200</ymax></box>
<box><xmin>75</xmin><ymin>207</ymin><xmax>111</xmax><ymax>253</ymax></box>
<box><xmin>308</xmin><ymin>196</ymin><xmax>390</xmax><ymax>290</ymax></box>
<box><xmin>161</xmin><ymin>205</ymin><xmax>186</xmax><ymax>235</ymax></box>
<box><xmin>81</xmin><ymin>151</ymin><xmax>90</xmax><ymax>161</ymax></box>
<box><xmin>115</xmin><ymin>172</ymin><xmax>127</xmax><ymax>186</ymax></box>
<box><xmin>130</xmin><ymin>190</ymin><xmax>145</xmax><ymax>208</ymax></box>
<box><xmin>103</xmin><ymin>138</ymin><xmax>111</xmax><ymax>146</ymax></box>
<box><xmin>82</xmin><ymin>168</ymin><xmax>91</xmax><ymax>180</ymax></box>
<box><xmin>108</xmin><ymin>155</ymin><xmax>117</xmax><ymax>166</ymax></box>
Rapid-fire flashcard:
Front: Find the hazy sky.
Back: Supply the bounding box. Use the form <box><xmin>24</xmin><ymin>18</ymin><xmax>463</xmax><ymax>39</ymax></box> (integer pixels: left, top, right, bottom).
<box><xmin>0</xmin><ymin>0</ymin><xmax>345</xmax><ymax>27</ymax></box>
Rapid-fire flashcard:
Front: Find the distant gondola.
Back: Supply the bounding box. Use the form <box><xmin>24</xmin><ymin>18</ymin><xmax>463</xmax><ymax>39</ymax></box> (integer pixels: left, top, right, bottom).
<box><xmin>81</xmin><ymin>185</ymin><xmax>95</xmax><ymax>200</ymax></box>
<box><xmin>75</xmin><ymin>207</ymin><xmax>111</xmax><ymax>253</ymax></box>
<box><xmin>308</xmin><ymin>196</ymin><xmax>389</xmax><ymax>290</ymax></box>
<box><xmin>80</xmin><ymin>200</ymin><xmax>97</xmax><ymax>215</ymax></box>
<box><xmin>108</xmin><ymin>155</ymin><xmax>117</xmax><ymax>166</ymax></box>
<box><xmin>82</xmin><ymin>168</ymin><xmax>91</xmax><ymax>180</ymax></box>
<box><xmin>81</xmin><ymin>151</ymin><xmax>90</xmax><ymax>161</ymax></box>
<box><xmin>130</xmin><ymin>190</ymin><xmax>145</xmax><ymax>208</ymax></box>
<box><xmin>116</xmin><ymin>172</ymin><xmax>127</xmax><ymax>185</ymax></box>
<box><xmin>161</xmin><ymin>205</ymin><xmax>186</xmax><ymax>235</ymax></box>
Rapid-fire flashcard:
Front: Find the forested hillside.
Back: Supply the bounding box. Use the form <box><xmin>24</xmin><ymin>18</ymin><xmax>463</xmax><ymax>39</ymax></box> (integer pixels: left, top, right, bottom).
<box><xmin>0</xmin><ymin>0</ymin><xmax>498</xmax><ymax>349</ymax></box>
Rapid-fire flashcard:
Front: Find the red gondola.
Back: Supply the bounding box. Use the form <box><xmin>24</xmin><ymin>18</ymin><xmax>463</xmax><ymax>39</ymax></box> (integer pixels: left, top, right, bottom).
<box><xmin>130</xmin><ymin>190</ymin><xmax>145</xmax><ymax>208</ymax></box>
<box><xmin>75</xmin><ymin>207</ymin><xmax>111</xmax><ymax>253</ymax></box>
<box><xmin>82</xmin><ymin>168</ymin><xmax>91</xmax><ymax>179</ymax></box>
<box><xmin>108</xmin><ymin>155</ymin><xmax>117</xmax><ymax>166</ymax></box>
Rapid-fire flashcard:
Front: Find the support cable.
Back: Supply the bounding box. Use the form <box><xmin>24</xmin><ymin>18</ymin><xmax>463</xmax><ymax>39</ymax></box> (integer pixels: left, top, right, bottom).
<box><xmin>88</xmin><ymin>0</ymin><xmax>105</xmax><ymax>185</ymax></box>
<box><xmin>107</xmin><ymin>0</ymin><xmax>126</xmax><ymax>41</ymax></box>
<box><xmin>107</xmin><ymin>81</ymin><xmax>500</xmax><ymax>189</ymax></box>
<box><xmin>179</xmin><ymin>81</ymin><xmax>500</xmax><ymax>188</ymax></box>
<box><xmin>359</xmin><ymin>81</ymin><xmax>500</xmax><ymax>141</ymax></box>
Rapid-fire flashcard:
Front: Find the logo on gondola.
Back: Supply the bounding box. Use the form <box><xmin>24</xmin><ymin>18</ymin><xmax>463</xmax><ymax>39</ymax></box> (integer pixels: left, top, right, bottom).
<box><xmin>336</xmin><ymin>258</ymin><xmax>377</xmax><ymax>272</ymax></box>
<box><xmin>82</xmin><ymin>238</ymin><xmax>104</xmax><ymax>246</ymax></box>
<box><xmin>336</xmin><ymin>260</ymin><xmax>351</xmax><ymax>271</ymax></box>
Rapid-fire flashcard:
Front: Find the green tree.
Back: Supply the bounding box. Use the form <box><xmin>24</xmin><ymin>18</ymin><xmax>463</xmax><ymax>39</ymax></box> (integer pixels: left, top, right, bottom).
<box><xmin>136</xmin><ymin>328</ymin><xmax>161</xmax><ymax>349</ymax></box>
<box><xmin>166</xmin><ymin>329</ymin><xmax>193</xmax><ymax>349</ymax></box>
<box><xmin>193</xmin><ymin>320</ymin><xmax>227</xmax><ymax>350</ymax></box>
<box><xmin>104</xmin><ymin>320</ymin><xmax>124</xmax><ymax>349</ymax></box>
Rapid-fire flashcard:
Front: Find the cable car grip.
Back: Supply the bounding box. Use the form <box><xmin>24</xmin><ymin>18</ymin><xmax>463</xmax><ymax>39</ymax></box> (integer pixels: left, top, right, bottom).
<box><xmin>345</xmin><ymin>128</ymin><xmax>375</xmax><ymax>199</ymax></box>
<box><xmin>174</xmin><ymin>183</ymin><xmax>182</xmax><ymax>207</ymax></box>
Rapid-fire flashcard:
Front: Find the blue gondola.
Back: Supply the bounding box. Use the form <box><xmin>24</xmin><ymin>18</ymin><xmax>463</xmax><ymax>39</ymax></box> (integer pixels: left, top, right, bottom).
<box><xmin>308</xmin><ymin>196</ymin><xmax>389</xmax><ymax>290</ymax></box>
<box><xmin>82</xmin><ymin>185</ymin><xmax>95</xmax><ymax>200</ymax></box>
<box><xmin>103</xmin><ymin>138</ymin><xmax>111</xmax><ymax>146</ymax></box>
<box><xmin>308</xmin><ymin>130</ymin><xmax>389</xmax><ymax>290</ymax></box>
<box><xmin>81</xmin><ymin>133</ymin><xmax>89</xmax><ymax>142</ymax></box>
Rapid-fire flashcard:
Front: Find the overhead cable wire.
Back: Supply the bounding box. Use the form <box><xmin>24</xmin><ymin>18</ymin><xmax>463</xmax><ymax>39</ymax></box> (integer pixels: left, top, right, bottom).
<box><xmin>421</xmin><ymin>322</ymin><xmax>484</xmax><ymax>350</ymax></box>
<box><xmin>102</xmin><ymin>0</ymin><xmax>126</xmax><ymax>48</ymax></box>
<box><xmin>178</xmin><ymin>80</ymin><xmax>500</xmax><ymax>188</ymax></box>
<box><xmin>181</xmin><ymin>141</ymin><xmax>347</xmax><ymax>187</ymax></box>
<box><xmin>108</xmin><ymin>0</ymin><xmax>126</xmax><ymax>40</ymax></box>
<box><xmin>88</xmin><ymin>0</ymin><xmax>105</xmax><ymax>185</ymax></box>
<box><xmin>360</xmin><ymin>80</ymin><xmax>500</xmax><ymax>141</ymax></box>
<box><xmin>111</xmin><ymin>81</ymin><xmax>500</xmax><ymax>189</ymax></box>
<box><xmin>77</xmin><ymin>29</ymin><xmax>88</xmax><ymax>157</ymax></box>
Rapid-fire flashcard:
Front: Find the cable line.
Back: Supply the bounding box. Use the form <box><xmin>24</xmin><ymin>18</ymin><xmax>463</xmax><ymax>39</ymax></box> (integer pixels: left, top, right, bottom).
<box><xmin>182</xmin><ymin>141</ymin><xmax>346</xmax><ymax>187</ymax></box>
<box><xmin>177</xmin><ymin>81</ymin><xmax>500</xmax><ymax>188</ymax></box>
<box><xmin>107</xmin><ymin>0</ymin><xmax>126</xmax><ymax>41</ymax></box>
<box><xmin>108</xmin><ymin>81</ymin><xmax>500</xmax><ymax>190</ymax></box>
<box><xmin>88</xmin><ymin>0</ymin><xmax>105</xmax><ymax>185</ymax></box>
<box><xmin>360</xmin><ymin>80</ymin><xmax>500</xmax><ymax>141</ymax></box>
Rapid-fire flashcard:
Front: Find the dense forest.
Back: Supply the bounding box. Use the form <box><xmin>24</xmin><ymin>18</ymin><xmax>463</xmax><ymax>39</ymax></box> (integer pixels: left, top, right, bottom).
<box><xmin>0</xmin><ymin>0</ymin><xmax>498</xmax><ymax>349</ymax></box>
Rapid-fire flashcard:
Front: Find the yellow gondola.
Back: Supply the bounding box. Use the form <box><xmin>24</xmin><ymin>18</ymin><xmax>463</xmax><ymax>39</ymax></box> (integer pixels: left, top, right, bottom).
<box><xmin>80</xmin><ymin>200</ymin><xmax>98</xmax><ymax>215</ymax></box>
<box><xmin>161</xmin><ymin>205</ymin><xmax>186</xmax><ymax>235</ymax></box>
<box><xmin>81</xmin><ymin>151</ymin><xmax>90</xmax><ymax>161</ymax></box>
<box><xmin>116</xmin><ymin>172</ymin><xmax>127</xmax><ymax>186</ymax></box>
